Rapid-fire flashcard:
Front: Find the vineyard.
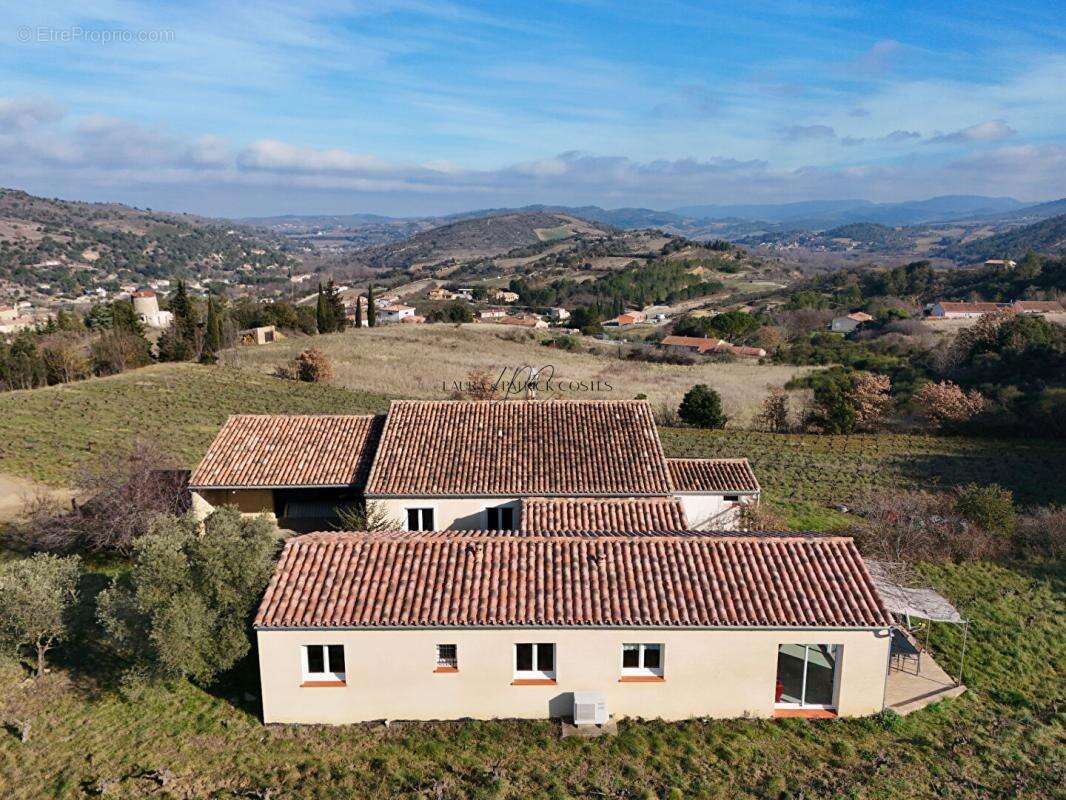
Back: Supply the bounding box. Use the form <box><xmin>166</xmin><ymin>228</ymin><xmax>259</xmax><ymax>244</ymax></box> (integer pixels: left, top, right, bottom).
<box><xmin>660</xmin><ymin>428</ymin><xmax>1066</xmax><ymax>528</ymax></box>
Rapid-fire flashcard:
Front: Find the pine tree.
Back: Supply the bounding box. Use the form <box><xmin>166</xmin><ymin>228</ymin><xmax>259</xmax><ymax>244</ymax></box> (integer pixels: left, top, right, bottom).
<box><xmin>201</xmin><ymin>296</ymin><xmax>222</xmax><ymax>363</ymax></box>
<box><xmin>367</xmin><ymin>285</ymin><xmax>376</xmax><ymax>327</ymax></box>
<box><xmin>170</xmin><ymin>280</ymin><xmax>196</xmax><ymax>347</ymax></box>
<box><xmin>315</xmin><ymin>282</ymin><xmax>328</xmax><ymax>334</ymax></box>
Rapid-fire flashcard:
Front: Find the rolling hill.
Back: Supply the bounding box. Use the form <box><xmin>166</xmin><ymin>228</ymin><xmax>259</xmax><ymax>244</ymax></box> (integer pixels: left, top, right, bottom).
<box><xmin>938</xmin><ymin>214</ymin><xmax>1066</xmax><ymax>261</ymax></box>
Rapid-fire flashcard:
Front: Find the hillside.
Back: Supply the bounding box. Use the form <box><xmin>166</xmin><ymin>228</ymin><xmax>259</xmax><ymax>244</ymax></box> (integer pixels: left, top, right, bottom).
<box><xmin>938</xmin><ymin>214</ymin><xmax>1066</xmax><ymax>261</ymax></box>
<box><xmin>353</xmin><ymin>212</ymin><xmax>612</xmax><ymax>270</ymax></box>
<box><xmin>0</xmin><ymin>188</ymin><xmax>296</xmax><ymax>297</ymax></box>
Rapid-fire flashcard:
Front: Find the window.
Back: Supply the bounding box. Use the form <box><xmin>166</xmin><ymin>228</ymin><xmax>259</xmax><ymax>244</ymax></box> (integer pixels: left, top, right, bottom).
<box><xmin>621</xmin><ymin>643</ymin><xmax>663</xmax><ymax>677</ymax></box>
<box><xmin>514</xmin><ymin>643</ymin><xmax>556</xmax><ymax>681</ymax></box>
<box><xmin>723</xmin><ymin>494</ymin><xmax>740</xmax><ymax>502</ymax></box>
<box><xmin>406</xmin><ymin>507</ymin><xmax>435</xmax><ymax>531</ymax></box>
<box><xmin>436</xmin><ymin>643</ymin><xmax>458</xmax><ymax>671</ymax></box>
<box><xmin>485</xmin><ymin>505</ymin><xmax>515</xmax><ymax>530</ymax></box>
<box><xmin>775</xmin><ymin>644</ymin><xmax>838</xmax><ymax>708</ymax></box>
<box><xmin>303</xmin><ymin>644</ymin><xmax>345</xmax><ymax>683</ymax></box>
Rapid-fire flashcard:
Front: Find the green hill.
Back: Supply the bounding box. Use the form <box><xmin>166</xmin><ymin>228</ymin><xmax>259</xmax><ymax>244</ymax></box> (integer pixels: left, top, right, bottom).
<box><xmin>940</xmin><ymin>214</ymin><xmax>1066</xmax><ymax>262</ymax></box>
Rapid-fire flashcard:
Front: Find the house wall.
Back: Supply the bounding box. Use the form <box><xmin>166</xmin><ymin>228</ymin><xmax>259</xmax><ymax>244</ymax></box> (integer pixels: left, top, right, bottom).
<box><xmin>194</xmin><ymin>489</ymin><xmax>276</xmax><ymax>520</ymax></box>
<box><xmin>677</xmin><ymin>493</ymin><xmax>756</xmax><ymax>530</ymax></box>
<box><xmin>373</xmin><ymin>497</ymin><xmax>521</xmax><ymax>530</ymax></box>
<box><xmin>257</xmin><ymin>626</ymin><xmax>890</xmax><ymax>724</ymax></box>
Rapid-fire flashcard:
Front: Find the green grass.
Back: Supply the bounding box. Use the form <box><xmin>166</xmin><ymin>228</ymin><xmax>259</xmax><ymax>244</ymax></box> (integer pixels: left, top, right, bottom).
<box><xmin>0</xmin><ymin>363</ymin><xmax>390</xmax><ymax>486</ymax></box>
<box><xmin>661</xmin><ymin>428</ymin><xmax>1066</xmax><ymax>529</ymax></box>
<box><xmin>0</xmin><ymin>560</ymin><xmax>1060</xmax><ymax>799</ymax></box>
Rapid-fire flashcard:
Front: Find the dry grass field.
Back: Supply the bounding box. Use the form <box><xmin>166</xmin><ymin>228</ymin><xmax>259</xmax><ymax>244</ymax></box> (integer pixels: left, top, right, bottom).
<box><xmin>226</xmin><ymin>324</ymin><xmax>813</xmax><ymax>426</ymax></box>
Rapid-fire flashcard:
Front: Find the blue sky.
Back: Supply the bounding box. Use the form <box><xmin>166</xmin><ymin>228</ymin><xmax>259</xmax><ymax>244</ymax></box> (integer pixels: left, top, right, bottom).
<box><xmin>0</xmin><ymin>1</ymin><xmax>1063</xmax><ymax>216</ymax></box>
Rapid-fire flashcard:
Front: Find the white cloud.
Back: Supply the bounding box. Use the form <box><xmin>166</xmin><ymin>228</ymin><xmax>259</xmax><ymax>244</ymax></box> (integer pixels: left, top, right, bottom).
<box><xmin>928</xmin><ymin>119</ymin><xmax>1017</xmax><ymax>144</ymax></box>
<box><xmin>236</xmin><ymin>140</ymin><xmax>390</xmax><ymax>173</ymax></box>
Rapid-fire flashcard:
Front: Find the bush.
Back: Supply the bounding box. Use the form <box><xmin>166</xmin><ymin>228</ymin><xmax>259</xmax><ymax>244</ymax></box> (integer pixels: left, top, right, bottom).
<box><xmin>912</xmin><ymin>381</ymin><xmax>985</xmax><ymax>429</ymax></box>
<box><xmin>293</xmin><ymin>347</ymin><xmax>333</xmax><ymax>383</ymax></box>
<box><xmin>1014</xmin><ymin>506</ymin><xmax>1066</xmax><ymax>559</ymax></box>
<box><xmin>97</xmin><ymin>508</ymin><xmax>278</xmax><ymax>684</ymax></box>
<box><xmin>678</xmin><ymin>385</ymin><xmax>727</xmax><ymax>429</ymax></box>
<box><xmin>955</xmin><ymin>484</ymin><xmax>1016</xmax><ymax>537</ymax></box>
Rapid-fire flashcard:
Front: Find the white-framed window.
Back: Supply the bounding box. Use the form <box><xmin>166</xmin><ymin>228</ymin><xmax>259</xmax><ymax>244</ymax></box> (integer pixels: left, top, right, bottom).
<box><xmin>303</xmin><ymin>644</ymin><xmax>346</xmax><ymax>683</ymax></box>
<box><xmin>621</xmin><ymin>643</ymin><xmax>663</xmax><ymax>677</ymax></box>
<box><xmin>775</xmin><ymin>644</ymin><xmax>839</xmax><ymax>708</ymax></box>
<box><xmin>436</xmin><ymin>643</ymin><xmax>458</xmax><ymax>670</ymax></box>
<box><xmin>514</xmin><ymin>642</ymin><xmax>556</xmax><ymax>680</ymax></box>
<box><xmin>485</xmin><ymin>505</ymin><xmax>515</xmax><ymax>530</ymax></box>
<box><xmin>405</xmin><ymin>507</ymin><xmax>435</xmax><ymax>531</ymax></box>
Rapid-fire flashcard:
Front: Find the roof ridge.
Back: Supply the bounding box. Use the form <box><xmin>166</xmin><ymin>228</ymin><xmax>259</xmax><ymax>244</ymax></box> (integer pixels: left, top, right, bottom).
<box><xmin>287</xmin><ymin>529</ymin><xmax>843</xmax><ymax>542</ymax></box>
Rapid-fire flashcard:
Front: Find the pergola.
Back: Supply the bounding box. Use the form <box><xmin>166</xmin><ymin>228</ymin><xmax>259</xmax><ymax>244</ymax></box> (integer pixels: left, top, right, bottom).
<box><xmin>866</xmin><ymin>559</ymin><xmax>970</xmax><ymax>685</ymax></box>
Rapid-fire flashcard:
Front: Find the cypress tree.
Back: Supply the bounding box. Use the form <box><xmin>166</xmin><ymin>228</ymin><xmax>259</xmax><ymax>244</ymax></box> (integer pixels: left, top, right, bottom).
<box><xmin>202</xmin><ymin>296</ymin><xmax>222</xmax><ymax>363</ymax></box>
<box><xmin>367</xmin><ymin>285</ymin><xmax>376</xmax><ymax>327</ymax></box>
<box><xmin>315</xmin><ymin>282</ymin><xmax>329</xmax><ymax>334</ymax></box>
<box><xmin>354</xmin><ymin>295</ymin><xmax>362</xmax><ymax>328</ymax></box>
<box><xmin>170</xmin><ymin>280</ymin><xmax>196</xmax><ymax>348</ymax></box>
<box><xmin>326</xmin><ymin>280</ymin><xmax>346</xmax><ymax>332</ymax></box>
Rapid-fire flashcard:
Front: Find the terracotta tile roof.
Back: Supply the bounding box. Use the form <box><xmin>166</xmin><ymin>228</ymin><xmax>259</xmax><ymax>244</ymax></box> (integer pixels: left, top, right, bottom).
<box><xmin>661</xmin><ymin>335</ymin><xmax>765</xmax><ymax>357</ymax></box>
<box><xmin>521</xmin><ymin>497</ymin><xmax>688</xmax><ymax>531</ymax></box>
<box><xmin>934</xmin><ymin>301</ymin><xmax>1007</xmax><ymax>314</ymax></box>
<box><xmin>189</xmin><ymin>414</ymin><xmax>385</xmax><ymax>489</ymax></box>
<box><xmin>255</xmin><ymin>531</ymin><xmax>891</xmax><ymax>629</ymax></box>
<box><xmin>667</xmin><ymin>458</ymin><xmax>760</xmax><ymax>493</ymax></box>
<box><xmin>364</xmin><ymin>400</ymin><xmax>672</xmax><ymax>497</ymax></box>
<box><xmin>1013</xmin><ymin>300</ymin><xmax>1062</xmax><ymax>312</ymax></box>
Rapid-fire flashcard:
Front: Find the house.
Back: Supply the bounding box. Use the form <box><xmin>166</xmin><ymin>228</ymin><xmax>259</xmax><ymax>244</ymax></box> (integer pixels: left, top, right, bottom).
<box><xmin>984</xmin><ymin>259</ymin><xmax>1016</xmax><ymax>269</ymax></box>
<box><xmin>189</xmin><ymin>400</ymin><xmax>761</xmax><ymax>533</ymax></box>
<box><xmin>479</xmin><ymin>308</ymin><xmax>507</xmax><ymax>320</ymax></box>
<box><xmin>927</xmin><ymin>301</ymin><xmax>1008</xmax><ymax>318</ymax></box>
<box><xmin>1012</xmin><ymin>300</ymin><xmax>1062</xmax><ymax>314</ymax></box>
<box><xmin>238</xmin><ymin>325</ymin><xmax>280</xmax><ymax>346</ymax></box>
<box><xmin>254</xmin><ymin>529</ymin><xmax>893</xmax><ymax>723</ymax></box>
<box><xmin>0</xmin><ymin>305</ymin><xmax>37</xmax><ymax>334</ymax></box>
<box><xmin>491</xmin><ymin>289</ymin><xmax>519</xmax><ymax>303</ymax></box>
<box><xmin>661</xmin><ymin>335</ymin><xmax>766</xmax><ymax>359</ymax></box>
<box><xmin>378</xmin><ymin>304</ymin><xmax>417</xmax><ymax>323</ymax></box>
<box><xmin>829</xmin><ymin>311</ymin><xmax>873</xmax><ymax>333</ymax></box>
<box><xmin>613</xmin><ymin>310</ymin><xmax>646</xmax><ymax>326</ymax></box>
<box><xmin>375</xmin><ymin>295</ymin><xmax>398</xmax><ymax>309</ymax></box>
<box><xmin>427</xmin><ymin>286</ymin><xmax>455</xmax><ymax>301</ymax></box>
<box><xmin>498</xmin><ymin>314</ymin><xmax>548</xmax><ymax>329</ymax></box>
<box><xmin>131</xmin><ymin>290</ymin><xmax>174</xmax><ymax>329</ymax></box>
<box><xmin>548</xmin><ymin>307</ymin><xmax>570</xmax><ymax>322</ymax></box>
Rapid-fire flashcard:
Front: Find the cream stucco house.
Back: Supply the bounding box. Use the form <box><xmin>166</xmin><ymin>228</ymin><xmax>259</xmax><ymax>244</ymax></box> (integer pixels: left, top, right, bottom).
<box><xmin>254</xmin><ymin>530</ymin><xmax>893</xmax><ymax>724</ymax></box>
<box><xmin>188</xmin><ymin>400</ymin><xmax>760</xmax><ymax>532</ymax></box>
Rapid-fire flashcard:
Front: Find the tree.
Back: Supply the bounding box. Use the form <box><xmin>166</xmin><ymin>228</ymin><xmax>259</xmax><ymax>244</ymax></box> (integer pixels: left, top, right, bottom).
<box><xmin>335</xmin><ymin>500</ymin><xmax>401</xmax><ymax>531</ymax></box>
<box><xmin>315</xmin><ymin>282</ymin><xmax>330</xmax><ymax>334</ymax></box>
<box><xmin>678</xmin><ymin>384</ymin><xmax>727</xmax><ymax>429</ymax></box>
<box><xmin>569</xmin><ymin>306</ymin><xmax>602</xmax><ymax>335</ymax></box>
<box><xmin>97</xmin><ymin>508</ymin><xmax>278</xmax><ymax>684</ymax></box>
<box><xmin>367</xmin><ymin>285</ymin><xmax>377</xmax><ymax>327</ymax></box>
<box><xmin>807</xmin><ymin>369</ymin><xmax>892</xmax><ymax>434</ymax></box>
<box><xmin>169</xmin><ymin>280</ymin><xmax>197</xmax><ymax>349</ymax></box>
<box><xmin>91</xmin><ymin>330</ymin><xmax>151</xmax><ymax>376</ymax></box>
<box><xmin>0</xmin><ymin>554</ymin><xmax>81</xmax><ymax>678</ymax></box>
<box><xmin>201</xmin><ymin>296</ymin><xmax>222</xmax><ymax>363</ymax></box>
<box><xmin>755</xmin><ymin>387</ymin><xmax>790</xmax><ymax>432</ymax></box>
<box><xmin>39</xmin><ymin>331</ymin><xmax>90</xmax><ymax>384</ymax></box>
<box><xmin>354</xmin><ymin>296</ymin><xmax>363</xmax><ymax>328</ymax></box>
<box><xmin>326</xmin><ymin>280</ymin><xmax>346</xmax><ymax>332</ymax></box>
<box><xmin>955</xmin><ymin>484</ymin><xmax>1016</xmax><ymax>537</ymax></box>
<box><xmin>912</xmin><ymin>381</ymin><xmax>985</xmax><ymax>428</ymax></box>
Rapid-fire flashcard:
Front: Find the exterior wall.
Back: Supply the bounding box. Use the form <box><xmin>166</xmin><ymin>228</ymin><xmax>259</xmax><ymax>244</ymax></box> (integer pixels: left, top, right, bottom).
<box><xmin>257</xmin><ymin>626</ymin><xmax>890</xmax><ymax>724</ymax></box>
<box><xmin>677</xmin><ymin>493</ymin><xmax>757</xmax><ymax>530</ymax></box>
<box><xmin>194</xmin><ymin>489</ymin><xmax>276</xmax><ymax>521</ymax></box>
<box><xmin>373</xmin><ymin>497</ymin><xmax>521</xmax><ymax>530</ymax></box>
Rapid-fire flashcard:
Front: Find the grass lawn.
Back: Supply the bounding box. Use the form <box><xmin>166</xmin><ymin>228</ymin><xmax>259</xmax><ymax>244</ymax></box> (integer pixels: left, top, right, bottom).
<box><xmin>0</xmin><ymin>560</ymin><xmax>1060</xmax><ymax>799</ymax></box>
<box><xmin>0</xmin><ymin>363</ymin><xmax>389</xmax><ymax>486</ymax></box>
<box><xmin>661</xmin><ymin>428</ymin><xmax>1066</xmax><ymax>530</ymax></box>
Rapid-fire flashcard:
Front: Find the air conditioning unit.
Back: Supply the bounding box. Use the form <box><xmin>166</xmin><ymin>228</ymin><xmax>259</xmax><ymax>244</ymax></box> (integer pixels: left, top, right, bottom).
<box><xmin>572</xmin><ymin>692</ymin><xmax>608</xmax><ymax>726</ymax></box>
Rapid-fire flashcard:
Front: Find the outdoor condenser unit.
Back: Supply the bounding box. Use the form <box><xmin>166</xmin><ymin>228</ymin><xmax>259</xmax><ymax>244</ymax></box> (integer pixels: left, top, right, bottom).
<box><xmin>572</xmin><ymin>692</ymin><xmax>608</xmax><ymax>725</ymax></box>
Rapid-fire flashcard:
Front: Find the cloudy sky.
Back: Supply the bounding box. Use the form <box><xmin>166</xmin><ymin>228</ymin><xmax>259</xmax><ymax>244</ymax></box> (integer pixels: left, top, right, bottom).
<box><xmin>1</xmin><ymin>1</ymin><xmax>1063</xmax><ymax>217</ymax></box>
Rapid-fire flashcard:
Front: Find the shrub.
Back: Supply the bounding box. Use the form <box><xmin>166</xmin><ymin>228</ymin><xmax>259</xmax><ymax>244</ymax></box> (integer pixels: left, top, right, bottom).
<box><xmin>678</xmin><ymin>385</ymin><xmax>727</xmax><ymax>429</ymax></box>
<box><xmin>754</xmin><ymin>387</ymin><xmax>790</xmax><ymax>432</ymax></box>
<box><xmin>0</xmin><ymin>553</ymin><xmax>81</xmax><ymax>677</ymax></box>
<box><xmin>97</xmin><ymin>508</ymin><xmax>278</xmax><ymax>684</ymax></box>
<box><xmin>955</xmin><ymin>484</ymin><xmax>1016</xmax><ymax>537</ymax></box>
<box><xmin>1014</xmin><ymin>506</ymin><xmax>1066</xmax><ymax>559</ymax></box>
<box><xmin>335</xmin><ymin>500</ymin><xmax>402</xmax><ymax>532</ymax></box>
<box><xmin>293</xmin><ymin>347</ymin><xmax>333</xmax><ymax>383</ymax></box>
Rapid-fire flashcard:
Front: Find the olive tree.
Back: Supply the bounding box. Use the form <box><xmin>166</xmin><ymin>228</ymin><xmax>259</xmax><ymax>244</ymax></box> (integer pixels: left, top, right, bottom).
<box><xmin>0</xmin><ymin>554</ymin><xmax>81</xmax><ymax>677</ymax></box>
<box><xmin>97</xmin><ymin>508</ymin><xmax>278</xmax><ymax>684</ymax></box>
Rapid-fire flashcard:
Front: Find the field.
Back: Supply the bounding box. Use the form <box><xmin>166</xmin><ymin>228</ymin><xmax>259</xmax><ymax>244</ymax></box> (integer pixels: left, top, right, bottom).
<box><xmin>0</xmin><ymin>364</ymin><xmax>1063</xmax><ymax>797</ymax></box>
<box><xmin>226</xmin><ymin>324</ymin><xmax>810</xmax><ymax>427</ymax></box>
<box><xmin>0</xmin><ymin>363</ymin><xmax>388</xmax><ymax>487</ymax></box>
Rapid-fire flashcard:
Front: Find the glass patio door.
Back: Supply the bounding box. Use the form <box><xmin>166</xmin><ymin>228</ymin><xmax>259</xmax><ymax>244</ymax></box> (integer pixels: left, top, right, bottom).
<box><xmin>776</xmin><ymin>644</ymin><xmax>839</xmax><ymax>708</ymax></box>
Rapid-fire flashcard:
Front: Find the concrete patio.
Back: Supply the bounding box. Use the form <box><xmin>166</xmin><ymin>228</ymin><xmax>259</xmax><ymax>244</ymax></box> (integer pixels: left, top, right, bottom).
<box><xmin>885</xmin><ymin>652</ymin><xmax>966</xmax><ymax>715</ymax></box>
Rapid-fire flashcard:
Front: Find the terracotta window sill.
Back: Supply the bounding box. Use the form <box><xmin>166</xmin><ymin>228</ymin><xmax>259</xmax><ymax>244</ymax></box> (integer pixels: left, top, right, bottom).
<box><xmin>300</xmin><ymin>680</ymin><xmax>346</xmax><ymax>688</ymax></box>
<box><xmin>433</xmin><ymin>666</ymin><xmax>459</xmax><ymax>673</ymax></box>
<box><xmin>619</xmin><ymin>675</ymin><xmax>665</xmax><ymax>683</ymax></box>
<box><xmin>511</xmin><ymin>678</ymin><xmax>557</xmax><ymax>686</ymax></box>
<box><xmin>773</xmin><ymin>708</ymin><xmax>837</xmax><ymax>719</ymax></box>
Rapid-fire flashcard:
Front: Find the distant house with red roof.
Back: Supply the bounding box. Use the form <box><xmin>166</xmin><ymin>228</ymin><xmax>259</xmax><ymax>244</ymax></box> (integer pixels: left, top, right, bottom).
<box><xmin>927</xmin><ymin>301</ymin><xmax>1009</xmax><ymax>318</ymax></box>
<box><xmin>661</xmin><ymin>335</ymin><xmax>766</xmax><ymax>358</ymax></box>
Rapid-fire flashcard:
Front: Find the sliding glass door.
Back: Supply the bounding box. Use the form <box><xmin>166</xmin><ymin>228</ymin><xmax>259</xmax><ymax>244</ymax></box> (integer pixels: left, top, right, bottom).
<box><xmin>776</xmin><ymin>644</ymin><xmax>839</xmax><ymax>708</ymax></box>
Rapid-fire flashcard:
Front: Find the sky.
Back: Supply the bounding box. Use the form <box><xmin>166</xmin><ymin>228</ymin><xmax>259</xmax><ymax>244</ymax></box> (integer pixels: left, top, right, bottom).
<box><xmin>0</xmin><ymin>1</ymin><xmax>1063</xmax><ymax>217</ymax></box>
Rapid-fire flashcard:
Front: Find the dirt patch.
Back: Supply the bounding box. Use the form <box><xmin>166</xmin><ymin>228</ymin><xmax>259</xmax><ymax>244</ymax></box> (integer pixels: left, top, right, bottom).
<box><xmin>0</xmin><ymin>473</ymin><xmax>73</xmax><ymax>522</ymax></box>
